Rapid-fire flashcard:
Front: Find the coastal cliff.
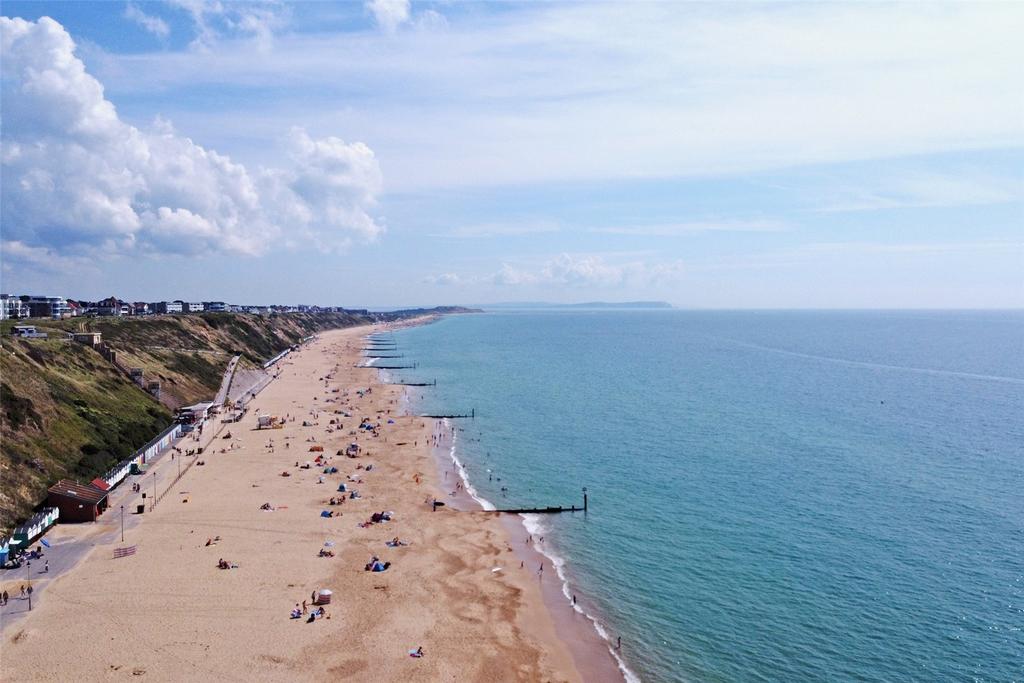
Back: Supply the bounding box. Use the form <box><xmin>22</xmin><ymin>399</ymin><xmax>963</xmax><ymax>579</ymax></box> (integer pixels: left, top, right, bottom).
<box><xmin>0</xmin><ymin>308</ymin><xmax>475</xmax><ymax>534</ymax></box>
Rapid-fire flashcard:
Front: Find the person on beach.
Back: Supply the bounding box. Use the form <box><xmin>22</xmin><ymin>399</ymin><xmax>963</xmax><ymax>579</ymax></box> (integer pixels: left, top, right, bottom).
<box><xmin>19</xmin><ymin>585</ymin><xmax>25</xmax><ymax>598</ymax></box>
<box><xmin>302</xmin><ymin>600</ymin><xmax>308</xmax><ymax>614</ymax></box>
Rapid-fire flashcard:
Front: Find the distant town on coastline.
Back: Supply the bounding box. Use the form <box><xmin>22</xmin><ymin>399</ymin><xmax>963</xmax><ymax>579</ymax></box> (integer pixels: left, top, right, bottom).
<box><xmin>1</xmin><ymin>294</ymin><xmax>372</xmax><ymax>321</ymax></box>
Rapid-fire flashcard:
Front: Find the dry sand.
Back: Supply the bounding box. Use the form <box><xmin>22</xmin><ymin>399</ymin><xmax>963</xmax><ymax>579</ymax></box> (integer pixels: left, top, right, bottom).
<box><xmin>1</xmin><ymin>324</ymin><xmax>583</xmax><ymax>682</ymax></box>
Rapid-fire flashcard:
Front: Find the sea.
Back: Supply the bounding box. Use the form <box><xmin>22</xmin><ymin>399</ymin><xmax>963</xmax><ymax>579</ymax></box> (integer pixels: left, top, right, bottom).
<box><xmin>387</xmin><ymin>310</ymin><xmax>1023</xmax><ymax>682</ymax></box>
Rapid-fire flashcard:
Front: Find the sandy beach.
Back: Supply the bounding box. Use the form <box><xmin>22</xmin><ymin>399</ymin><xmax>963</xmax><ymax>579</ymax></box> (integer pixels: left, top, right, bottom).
<box><xmin>1</xmin><ymin>322</ymin><xmax>587</xmax><ymax>682</ymax></box>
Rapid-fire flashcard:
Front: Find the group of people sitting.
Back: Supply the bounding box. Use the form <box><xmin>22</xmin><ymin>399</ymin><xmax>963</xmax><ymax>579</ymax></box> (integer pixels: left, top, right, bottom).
<box><xmin>290</xmin><ymin>605</ymin><xmax>329</xmax><ymax>621</ymax></box>
<box><xmin>217</xmin><ymin>558</ymin><xmax>238</xmax><ymax>570</ymax></box>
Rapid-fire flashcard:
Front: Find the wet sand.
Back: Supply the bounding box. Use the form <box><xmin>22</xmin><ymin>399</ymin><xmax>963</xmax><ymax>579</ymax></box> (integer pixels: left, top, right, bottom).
<box><xmin>1</xmin><ymin>323</ymin><xmax>582</xmax><ymax>682</ymax></box>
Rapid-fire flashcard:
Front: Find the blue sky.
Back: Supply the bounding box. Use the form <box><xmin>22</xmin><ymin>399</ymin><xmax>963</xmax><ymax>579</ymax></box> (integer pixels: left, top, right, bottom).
<box><xmin>1</xmin><ymin>1</ymin><xmax>1021</xmax><ymax>308</ymax></box>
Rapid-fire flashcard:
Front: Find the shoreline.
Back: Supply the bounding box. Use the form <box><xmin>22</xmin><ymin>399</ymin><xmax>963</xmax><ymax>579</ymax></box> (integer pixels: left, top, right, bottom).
<box><xmin>2</xmin><ymin>321</ymin><xmax>582</xmax><ymax>681</ymax></box>
<box><xmin>418</xmin><ymin>404</ymin><xmax>630</xmax><ymax>682</ymax></box>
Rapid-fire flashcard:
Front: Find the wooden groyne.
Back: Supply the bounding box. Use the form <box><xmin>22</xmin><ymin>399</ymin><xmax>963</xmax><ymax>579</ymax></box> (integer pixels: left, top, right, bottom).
<box><xmin>394</xmin><ymin>380</ymin><xmax>436</xmax><ymax>386</ymax></box>
<box><xmin>496</xmin><ymin>489</ymin><xmax>588</xmax><ymax>514</ymax></box>
<box><xmin>422</xmin><ymin>409</ymin><xmax>475</xmax><ymax>418</ymax></box>
<box><xmin>373</xmin><ymin>364</ymin><xmax>417</xmax><ymax>369</ymax></box>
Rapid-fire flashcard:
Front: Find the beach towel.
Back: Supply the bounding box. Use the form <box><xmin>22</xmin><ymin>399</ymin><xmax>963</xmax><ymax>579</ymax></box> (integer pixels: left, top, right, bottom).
<box><xmin>320</xmin><ymin>511</ymin><xmax>332</xmax><ymax>518</ymax></box>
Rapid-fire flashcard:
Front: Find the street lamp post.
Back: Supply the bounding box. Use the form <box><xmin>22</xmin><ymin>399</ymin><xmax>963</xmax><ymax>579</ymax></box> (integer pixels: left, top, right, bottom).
<box><xmin>25</xmin><ymin>559</ymin><xmax>31</xmax><ymax>611</ymax></box>
<box><xmin>120</xmin><ymin>504</ymin><xmax>125</xmax><ymax>542</ymax></box>
<box><xmin>152</xmin><ymin>473</ymin><xmax>157</xmax><ymax>510</ymax></box>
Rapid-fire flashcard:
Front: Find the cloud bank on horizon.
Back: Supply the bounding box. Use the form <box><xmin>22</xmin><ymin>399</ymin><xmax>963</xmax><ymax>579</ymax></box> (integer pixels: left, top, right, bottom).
<box><xmin>1</xmin><ymin>15</ymin><xmax>383</xmax><ymax>266</ymax></box>
<box><xmin>0</xmin><ymin>1</ymin><xmax>1021</xmax><ymax>307</ymax></box>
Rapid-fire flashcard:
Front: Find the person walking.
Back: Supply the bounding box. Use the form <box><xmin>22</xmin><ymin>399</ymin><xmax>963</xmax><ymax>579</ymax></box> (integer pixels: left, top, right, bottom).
<box><xmin>44</xmin><ymin>560</ymin><xmax>49</xmax><ymax>573</ymax></box>
<box><xmin>2</xmin><ymin>590</ymin><xmax>8</xmax><ymax>605</ymax></box>
<box><xmin>19</xmin><ymin>585</ymin><xmax>25</xmax><ymax>598</ymax></box>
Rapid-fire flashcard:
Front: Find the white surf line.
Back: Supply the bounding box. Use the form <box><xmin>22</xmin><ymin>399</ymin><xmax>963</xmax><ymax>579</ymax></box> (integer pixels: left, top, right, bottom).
<box><xmin>444</xmin><ymin>418</ymin><xmax>640</xmax><ymax>682</ymax></box>
<box><xmin>521</xmin><ymin>513</ymin><xmax>642</xmax><ymax>683</ymax></box>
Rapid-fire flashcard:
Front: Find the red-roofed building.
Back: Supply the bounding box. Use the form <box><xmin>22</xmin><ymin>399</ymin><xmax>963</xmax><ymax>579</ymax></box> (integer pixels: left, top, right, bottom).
<box><xmin>47</xmin><ymin>479</ymin><xmax>109</xmax><ymax>523</ymax></box>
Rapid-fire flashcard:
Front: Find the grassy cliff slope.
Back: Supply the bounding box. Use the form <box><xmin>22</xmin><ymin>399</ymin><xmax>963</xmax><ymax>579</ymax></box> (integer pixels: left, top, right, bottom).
<box><xmin>0</xmin><ymin>311</ymin><xmax>382</xmax><ymax>534</ymax></box>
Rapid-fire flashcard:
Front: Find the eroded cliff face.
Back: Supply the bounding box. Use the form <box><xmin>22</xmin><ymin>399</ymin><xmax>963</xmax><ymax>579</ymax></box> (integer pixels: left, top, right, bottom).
<box><xmin>0</xmin><ymin>311</ymin><xmax>372</xmax><ymax>533</ymax></box>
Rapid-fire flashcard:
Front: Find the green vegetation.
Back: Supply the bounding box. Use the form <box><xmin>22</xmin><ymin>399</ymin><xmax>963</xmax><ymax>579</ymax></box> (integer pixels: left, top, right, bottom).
<box><xmin>0</xmin><ymin>308</ymin><xmax>473</xmax><ymax>534</ymax></box>
<box><xmin>0</xmin><ymin>338</ymin><xmax>172</xmax><ymax>534</ymax></box>
<box><xmin>0</xmin><ymin>311</ymin><xmax>374</xmax><ymax>534</ymax></box>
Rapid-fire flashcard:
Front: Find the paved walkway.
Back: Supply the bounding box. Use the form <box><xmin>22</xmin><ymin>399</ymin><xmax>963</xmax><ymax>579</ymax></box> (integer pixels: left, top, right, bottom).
<box><xmin>0</xmin><ymin>344</ymin><xmax>294</xmax><ymax>631</ymax></box>
<box><xmin>213</xmin><ymin>355</ymin><xmax>241</xmax><ymax>406</ymax></box>
<box><xmin>0</xmin><ymin>413</ymin><xmax>236</xmax><ymax>631</ymax></box>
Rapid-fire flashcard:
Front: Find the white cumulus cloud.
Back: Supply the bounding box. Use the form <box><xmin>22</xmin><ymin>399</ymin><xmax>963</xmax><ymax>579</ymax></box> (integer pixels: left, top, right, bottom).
<box><xmin>124</xmin><ymin>3</ymin><xmax>170</xmax><ymax>38</ymax></box>
<box><xmin>424</xmin><ymin>272</ymin><xmax>462</xmax><ymax>286</ymax></box>
<box><xmin>366</xmin><ymin>0</ymin><xmax>411</xmax><ymax>33</ymax></box>
<box><xmin>0</xmin><ymin>16</ymin><xmax>383</xmax><ymax>261</ymax></box>
<box><xmin>165</xmin><ymin>0</ymin><xmax>287</xmax><ymax>50</ymax></box>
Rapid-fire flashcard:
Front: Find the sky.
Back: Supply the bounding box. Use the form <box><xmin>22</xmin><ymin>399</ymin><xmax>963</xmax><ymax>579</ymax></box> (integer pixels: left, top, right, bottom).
<box><xmin>1</xmin><ymin>0</ymin><xmax>1022</xmax><ymax>308</ymax></box>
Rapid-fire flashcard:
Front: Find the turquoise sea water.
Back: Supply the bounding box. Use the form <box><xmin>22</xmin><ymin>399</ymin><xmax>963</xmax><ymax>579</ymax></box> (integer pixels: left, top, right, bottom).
<box><xmin>390</xmin><ymin>311</ymin><xmax>1023</xmax><ymax>682</ymax></box>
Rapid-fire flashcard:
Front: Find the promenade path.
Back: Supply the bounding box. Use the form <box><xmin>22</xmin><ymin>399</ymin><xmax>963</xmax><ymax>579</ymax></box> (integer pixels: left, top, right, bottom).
<box><xmin>0</xmin><ymin>380</ymin><xmax>265</xmax><ymax>631</ymax></box>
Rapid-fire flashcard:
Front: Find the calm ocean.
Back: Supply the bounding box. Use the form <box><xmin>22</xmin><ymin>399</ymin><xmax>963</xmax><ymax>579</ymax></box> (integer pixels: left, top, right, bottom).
<box><xmin>390</xmin><ymin>310</ymin><xmax>1023</xmax><ymax>682</ymax></box>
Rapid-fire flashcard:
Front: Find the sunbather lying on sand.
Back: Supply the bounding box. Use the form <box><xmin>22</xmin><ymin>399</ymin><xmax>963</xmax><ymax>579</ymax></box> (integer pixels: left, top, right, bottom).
<box><xmin>364</xmin><ymin>557</ymin><xmax>391</xmax><ymax>572</ymax></box>
<box><xmin>306</xmin><ymin>607</ymin><xmax>328</xmax><ymax>622</ymax></box>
